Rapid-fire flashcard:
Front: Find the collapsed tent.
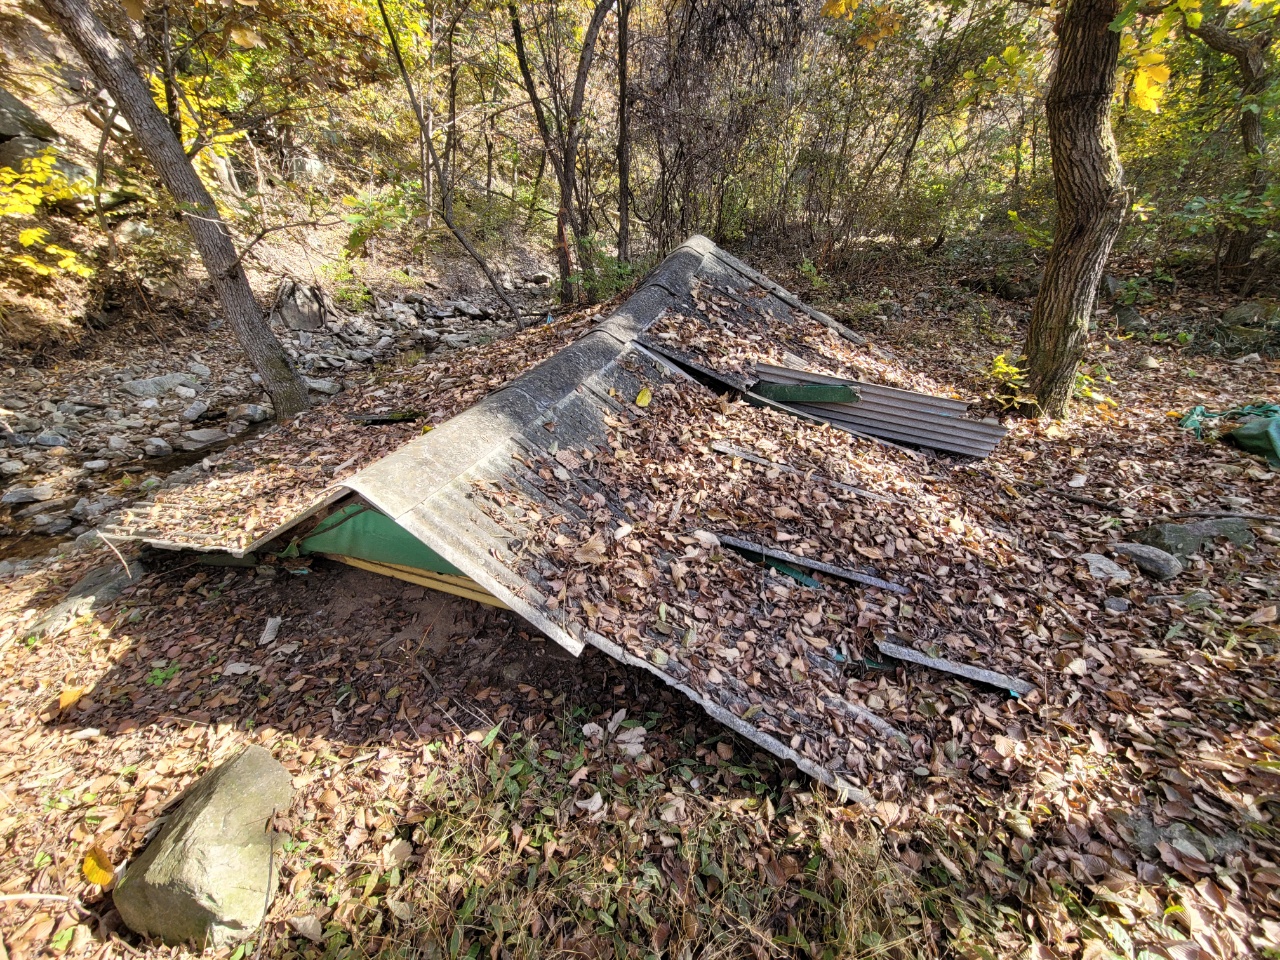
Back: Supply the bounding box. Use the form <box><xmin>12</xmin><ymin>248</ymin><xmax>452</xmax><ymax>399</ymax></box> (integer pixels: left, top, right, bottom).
<box><xmin>108</xmin><ymin>236</ymin><xmax>1022</xmax><ymax>800</ymax></box>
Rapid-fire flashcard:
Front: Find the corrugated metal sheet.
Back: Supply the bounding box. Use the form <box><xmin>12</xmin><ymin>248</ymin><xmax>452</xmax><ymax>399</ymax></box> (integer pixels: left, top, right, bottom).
<box><xmin>753</xmin><ymin>363</ymin><xmax>1007</xmax><ymax>458</ymax></box>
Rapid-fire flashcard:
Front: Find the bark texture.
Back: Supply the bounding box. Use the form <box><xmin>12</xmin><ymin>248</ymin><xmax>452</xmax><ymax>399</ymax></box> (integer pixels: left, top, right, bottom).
<box><xmin>1024</xmin><ymin>0</ymin><xmax>1126</xmax><ymax>419</ymax></box>
<box><xmin>1189</xmin><ymin>19</ymin><xmax>1273</xmax><ymax>271</ymax></box>
<box><xmin>40</xmin><ymin>0</ymin><xmax>310</xmax><ymax>417</ymax></box>
<box><xmin>617</xmin><ymin>0</ymin><xmax>632</xmax><ymax>264</ymax></box>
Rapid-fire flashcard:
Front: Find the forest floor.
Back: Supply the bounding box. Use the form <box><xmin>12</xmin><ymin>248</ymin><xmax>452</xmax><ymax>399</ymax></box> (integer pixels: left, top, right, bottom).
<box><xmin>1</xmin><ymin>252</ymin><xmax>1278</xmax><ymax>960</ymax></box>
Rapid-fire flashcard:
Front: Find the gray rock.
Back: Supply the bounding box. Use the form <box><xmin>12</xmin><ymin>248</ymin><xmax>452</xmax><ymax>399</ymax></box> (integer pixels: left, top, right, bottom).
<box><xmin>34</xmin><ymin>430</ymin><xmax>68</xmax><ymax>447</ymax></box>
<box><xmin>122</xmin><ymin>373</ymin><xmax>197</xmax><ymax>399</ymax></box>
<box><xmin>143</xmin><ymin>437</ymin><xmax>173</xmax><ymax>458</ymax></box>
<box><xmin>276</xmin><ymin>280</ymin><xmax>327</xmax><ymax>331</ymax></box>
<box><xmin>0</xmin><ymin>460</ymin><xmax>25</xmax><ymax>476</ymax></box>
<box><xmin>1113</xmin><ymin>542</ymin><xmax>1183</xmax><ymax>580</ymax></box>
<box><xmin>113</xmin><ymin>745</ymin><xmax>292</xmax><ymax>948</ymax></box>
<box><xmin>1179</xmin><ymin>589</ymin><xmax>1215</xmax><ymax>609</ymax></box>
<box><xmin>181</xmin><ymin>428</ymin><xmax>227</xmax><ymax>447</ymax></box>
<box><xmin>0</xmin><ymin>560</ymin><xmax>12</xmax><ymax>578</ymax></box>
<box><xmin>42</xmin><ymin>516</ymin><xmax>72</xmax><ymax>535</ymax></box>
<box><xmin>525</xmin><ymin>270</ymin><xmax>554</xmax><ymax>285</ymax></box>
<box><xmin>1080</xmin><ymin>553</ymin><xmax>1131</xmax><ymax>583</ymax></box>
<box><xmin>107</xmin><ymin>435</ymin><xmax>131</xmax><ymax>451</ymax></box>
<box><xmin>29</xmin><ymin>560</ymin><xmax>144</xmax><ymax>638</ymax></box>
<box><xmin>174</xmin><ymin>386</ymin><xmax>197</xmax><ymax>400</ymax></box>
<box><xmin>1135</xmin><ymin>519</ymin><xmax>1254</xmax><ymax>560</ymax></box>
<box><xmin>441</xmin><ymin>333</ymin><xmax>474</xmax><ymax>349</ymax></box>
<box><xmin>1104</xmin><ymin>597</ymin><xmax>1131</xmax><ymax>613</ymax></box>
<box><xmin>83</xmin><ymin>459</ymin><xmax>110</xmax><ymax>472</ymax></box>
<box><xmin>1115</xmin><ymin>304</ymin><xmax>1147</xmax><ymax>333</ymax></box>
<box><xmin>230</xmin><ymin>403</ymin><xmax>271</xmax><ymax>424</ymax></box>
<box><xmin>1221</xmin><ymin>301</ymin><xmax>1278</xmax><ymax>326</ymax></box>
<box><xmin>188</xmin><ymin>362</ymin><xmax>212</xmax><ymax>378</ymax></box>
<box><xmin>0</xmin><ymin>87</ymin><xmax>58</xmax><ymax>140</ymax></box>
<box><xmin>304</xmin><ymin>377</ymin><xmax>341</xmax><ymax>395</ymax></box>
<box><xmin>2</xmin><ymin>484</ymin><xmax>54</xmax><ymax>504</ymax></box>
<box><xmin>349</xmin><ymin>349</ymin><xmax>373</xmax><ymax>363</ymax></box>
<box><xmin>182</xmin><ymin>401</ymin><xmax>209</xmax><ymax>422</ymax></box>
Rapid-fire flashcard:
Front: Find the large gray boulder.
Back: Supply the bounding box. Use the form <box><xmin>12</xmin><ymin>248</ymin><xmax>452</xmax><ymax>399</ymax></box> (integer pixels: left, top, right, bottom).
<box><xmin>275</xmin><ymin>280</ymin><xmax>328</xmax><ymax>331</ymax></box>
<box><xmin>30</xmin><ymin>560</ymin><xmax>143</xmax><ymax>638</ymax></box>
<box><xmin>0</xmin><ymin>88</ymin><xmax>57</xmax><ymax>141</ymax></box>
<box><xmin>1135</xmin><ymin>519</ymin><xmax>1254</xmax><ymax>560</ymax></box>
<box><xmin>113</xmin><ymin>746</ymin><xmax>293</xmax><ymax>948</ymax></box>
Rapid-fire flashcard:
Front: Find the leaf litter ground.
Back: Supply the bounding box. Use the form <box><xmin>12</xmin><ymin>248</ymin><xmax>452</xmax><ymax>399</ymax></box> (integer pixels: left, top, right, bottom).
<box><xmin>1</xmin><ymin>267</ymin><xmax>1279</xmax><ymax>960</ymax></box>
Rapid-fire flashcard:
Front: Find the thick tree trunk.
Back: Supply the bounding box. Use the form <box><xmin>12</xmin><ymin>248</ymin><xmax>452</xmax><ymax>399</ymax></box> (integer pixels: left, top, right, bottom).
<box><xmin>617</xmin><ymin>0</ymin><xmax>632</xmax><ymax>264</ymax></box>
<box><xmin>41</xmin><ymin>0</ymin><xmax>310</xmax><ymax>417</ymax></box>
<box><xmin>1190</xmin><ymin>21</ymin><xmax>1272</xmax><ymax>271</ymax></box>
<box><xmin>1024</xmin><ymin>0</ymin><xmax>1126</xmax><ymax>419</ymax></box>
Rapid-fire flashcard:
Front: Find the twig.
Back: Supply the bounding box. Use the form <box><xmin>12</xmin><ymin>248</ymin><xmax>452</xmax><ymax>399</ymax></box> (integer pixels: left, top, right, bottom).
<box><xmin>0</xmin><ymin>893</ymin><xmax>76</xmax><ymax>905</ymax></box>
<box><xmin>876</xmin><ymin>639</ymin><xmax>1036</xmax><ymax>697</ymax></box>
<box><xmin>93</xmin><ymin>104</ymin><xmax>120</xmax><ymax>262</ymax></box>
<box><xmin>227</xmin><ymin>219</ymin><xmax>341</xmax><ymax>277</ymax></box>
<box><xmin>1046</xmin><ymin>488</ymin><xmax>1121</xmax><ymax>511</ymax></box>
<box><xmin>96</xmin><ymin>532</ymin><xmax>134</xmax><ymax>579</ymax></box>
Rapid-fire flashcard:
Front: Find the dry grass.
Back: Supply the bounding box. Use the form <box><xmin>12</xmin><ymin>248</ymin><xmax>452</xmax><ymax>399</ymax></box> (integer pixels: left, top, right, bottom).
<box><xmin>260</xmin><ymin>724</ymin><xmax>937</xmax><ymax>960</ymax></box>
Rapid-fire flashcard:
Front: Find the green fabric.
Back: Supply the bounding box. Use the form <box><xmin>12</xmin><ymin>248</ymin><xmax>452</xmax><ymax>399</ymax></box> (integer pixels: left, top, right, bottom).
<box><xmin>1227</xmin><ymin>417</ymin><xmax>1280</xmax><ymax>467</ymax></box>
<box><xmin>1179</xmin><ymin>403</ymin><xmax>1280</xmax><ymax>466</ymax></box>
<box><xmin>298</xmin><ymin>502</ymin><xmax>464</xmax><ymax>575</ymax></box>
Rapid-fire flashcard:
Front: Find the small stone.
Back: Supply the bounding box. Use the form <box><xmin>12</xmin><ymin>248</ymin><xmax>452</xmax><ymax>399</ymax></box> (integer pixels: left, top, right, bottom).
<box><xmin>34</xmin><ymin>430</ymin><xmax>68</xmax><ymax>447</ymax></box>
<box><xmin>304</xmin><ymin>377</ymin><xmax>341</xmax><ymax>395</ymax></box>
<box><xmin>181</xmin><ymin>428</ymin><xmax>228</xmax><ymax>447</ymax></box>
<box><xmin>1104</xmin><ymin>597</ymin><xmax>1130</xmax><ymax>613</ymax></box>
<box><xmin>1139</xmin><ymin>356</ymin><xmax>1161</xmax><ymax>370</ymax></box>
<box><xmin>349</xmin><ymin>349</ymin><xmax>373</xmax><ymax>363</ymax></box>
<box><xmin>174</xmin><ymin>386</ymin><xmax>197</xmax><ymax>400</ymax></box>
<box><xmin>182</xmin><ymin>401</ymin><xmax>209</xmax><ymax>422</ymax></box>
<box><xmin>82</xmin><ymin>459</ymin><xmax>110</xmax><ymax>472</ymax></box>
<box><xmin>188</xmin><ymin>362</ymin><xmax>212</xmax><ymax>378</ymax></box>
<box><xmin>1112</xmin><ymin>542</ymin><xmax>1182</xmax><ymax>580</ymax></box>
<box><xmin>107</xmin><ymin>435</ymin><xmax>131</xmax><ymax>451</ymax></box>
<box><xmin>2</xmin><ymin>484</ymin><xmax>54</xmax><ymax>504</ymax></box>
<box><xmin>1</xmin><ymin>460</ymin><xmax>25</xmax><ymax>476</ymax></box>
<box><xmin>1080</xmin><ymin>553</ymin><xmax>1131</xmax><ymax>583</ymax></box>
<box><xmin>113</xmin><ymin>745</ymin><xmax>293</xmax><ymax>948</ymax></box>
<box><xmin>143</xmin><ymin>437</ymin><xmax>173</xmax><ymax>458</ymax></box>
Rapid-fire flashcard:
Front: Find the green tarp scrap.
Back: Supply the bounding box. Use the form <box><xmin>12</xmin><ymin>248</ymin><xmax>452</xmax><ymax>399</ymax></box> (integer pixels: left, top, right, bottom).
<box><xmin>1179</xmin><ymin>403</ymin><xmax>1280</xmax><ymax>466</ymax></box>
<box><xmin>298</xmin><ymin>502</ymin><xmax>465</xmax><ymax>575</ymax></box>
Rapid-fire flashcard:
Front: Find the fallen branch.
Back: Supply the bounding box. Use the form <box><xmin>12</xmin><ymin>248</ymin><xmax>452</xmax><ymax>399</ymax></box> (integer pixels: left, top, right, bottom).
<box><xmin>717</xmin><ymin>533</ymin><xmax>908</xmax><ymax>594</ymax></box>
<box><xmin>1047</xmin><ymin>488</ymin><xmax>1121</xmax><ymax>511</ymax></box>
<box><xmin>876</xmin><ymin>639</ymin><xmax>1036</xmax><ymax>697</ymax></box>
<box><xmin>1163</xmin><ymin>510</ymin><xmax>1279</xmax><ymax>523</ymax></box>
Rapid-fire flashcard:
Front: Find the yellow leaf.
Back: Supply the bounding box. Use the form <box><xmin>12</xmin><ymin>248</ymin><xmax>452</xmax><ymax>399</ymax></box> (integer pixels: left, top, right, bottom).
<box><xmin>18</xmin><ymin>227</ymin><xmax>48</xmax><ymax>247</ymax></box>
<box><xmin>59</xmin><ymin>686</ymin><xmax>86</xmax><ymax>710</ymax></box>
<box><xmin>820</xmin><ymin>0</ymin><xmax>860</xmax><ymax>18</ymax></box>
<box><xmin>229</xmin><ymin>26</ymin><xmax>267</xmax><ymax>49</ymax></box>
<box><xmin>82</xmin><ymin>845</ymin><xmax>114</xmax><ymax>886</ymax></box>
<box><xmin>635</xmin><ymin>387</ymin><xmax>652</xmax><ymax>408</ymax></box>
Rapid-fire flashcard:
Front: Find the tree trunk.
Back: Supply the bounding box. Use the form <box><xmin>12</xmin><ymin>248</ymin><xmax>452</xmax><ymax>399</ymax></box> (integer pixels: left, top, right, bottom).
<box><xmin>41</xmin><ymin>0</ymin><xmax>310</xmax><ymax>417</ymax></box>
<box><xmin>1189</xmin><ymin>20</ymin><xmax>1272</xmax><ymax>271</ymax></box>
<box><xmin>616</xmin><ymin>0</ymin><xmax>632</xmax><ymax>264</ymax></box>
<box><xmin>1023</xmin><ymin>0</ymin><xmax>1126</xmax><ymax>419</ymax></box>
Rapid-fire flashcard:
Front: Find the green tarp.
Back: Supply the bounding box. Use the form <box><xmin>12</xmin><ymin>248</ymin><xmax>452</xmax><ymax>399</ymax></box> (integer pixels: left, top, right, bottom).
<box><xmin>1180</xmin><ymin>403</ymin><xmax>1280</xmax><ymax>467</ymax></box>
<box><xmin>298</xmin><ymin>502</ymin><xmax>464</xmax><ymax>575</ymax></box>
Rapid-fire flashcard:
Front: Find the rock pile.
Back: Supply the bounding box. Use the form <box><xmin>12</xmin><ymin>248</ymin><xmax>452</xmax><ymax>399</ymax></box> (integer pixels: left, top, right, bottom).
<box><xmin>1</xmin><ymin>279</ymin><xmax>553</xmax><ymax>560</ymax></box>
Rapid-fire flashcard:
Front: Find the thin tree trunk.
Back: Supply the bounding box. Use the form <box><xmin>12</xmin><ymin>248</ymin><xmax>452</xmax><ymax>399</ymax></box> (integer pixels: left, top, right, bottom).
<box><xmin>374</xmin><ymin>0</ymin><xmax>524</xmax><ymax>326</ymax></box>
<box><xmin>616</xmin><ymin>0</ymin><xmax>632</xmax><ymax>264</ymax></box>
<box><xmin>1023</xmin><ymin>0</ymin><xmax>1126</xmax><ymax>419</ymax></box>
<box><xmin>1188</xmin><ymin>20</ymin><xmax>1272</xmax><ymax>271</ymax></box>
<box><xmin>41</xmin><ymin>0</ymin><xmax>309</xmax><ymax>417</ymax></box>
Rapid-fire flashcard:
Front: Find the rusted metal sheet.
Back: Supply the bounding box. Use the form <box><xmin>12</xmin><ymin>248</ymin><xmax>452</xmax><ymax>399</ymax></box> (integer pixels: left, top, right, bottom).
<box><xmin>753</xmin><ymin>363</ymin><xmax>1007</xmax><ymax>458</ymax></box>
